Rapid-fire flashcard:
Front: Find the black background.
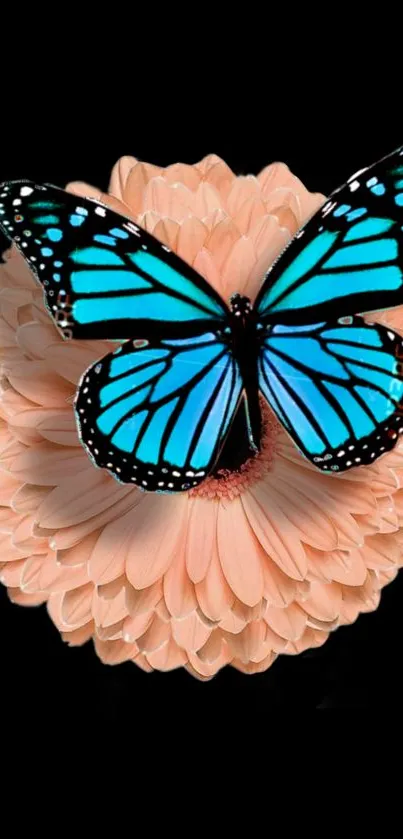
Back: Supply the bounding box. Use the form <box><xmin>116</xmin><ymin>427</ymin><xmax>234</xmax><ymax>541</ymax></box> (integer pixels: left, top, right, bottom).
<box><xmin>1</xmin><ymin>92</ymin><xmax>403</xmax><ymax>716</ymax></box>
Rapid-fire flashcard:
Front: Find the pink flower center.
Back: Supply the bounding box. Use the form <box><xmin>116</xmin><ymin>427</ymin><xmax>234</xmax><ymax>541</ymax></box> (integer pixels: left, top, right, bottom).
<box><xmin>190</xmin><ymin>398</ymin><xmax>280</xmax><ymax>500</ymax></box>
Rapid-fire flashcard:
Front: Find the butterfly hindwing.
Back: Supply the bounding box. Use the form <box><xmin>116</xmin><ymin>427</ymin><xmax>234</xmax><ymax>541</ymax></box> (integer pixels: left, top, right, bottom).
<box><xmin>255</xmin><ymin>145</ymin><xmax>403</xmax><ymax>326</ymax></box>
<box><xmin>258</xmin><ymin>317</ymin><xmax>403</xmax><ymax>472</ymax></box>
<box><xmin>0</xmin><ymin>180</ymin><xmax>228</xmax><ymax>340</ymax></box>
<box><xmin>75</xmin><ymin>331</ymin><xmax>243</xmax><ymax>491</ymax></box>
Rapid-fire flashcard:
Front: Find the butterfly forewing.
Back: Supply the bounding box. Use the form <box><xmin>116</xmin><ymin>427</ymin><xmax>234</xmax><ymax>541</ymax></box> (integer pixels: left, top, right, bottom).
<box><xmin>0</xmin><ymin>180</ymin><xmax>229</xmax><ymax>340</ymax></box>
<box><xmin>255</xmin><ymin>145</ymin><xmax>403</xmax><ymax>326</ymax></box>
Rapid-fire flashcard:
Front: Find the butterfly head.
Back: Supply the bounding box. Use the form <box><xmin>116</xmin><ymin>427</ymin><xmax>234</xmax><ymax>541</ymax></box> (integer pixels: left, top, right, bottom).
<box><xmin>230</xmin><ymin>293</ymin><xmax>253</xmax><ymax>319</ymax></box>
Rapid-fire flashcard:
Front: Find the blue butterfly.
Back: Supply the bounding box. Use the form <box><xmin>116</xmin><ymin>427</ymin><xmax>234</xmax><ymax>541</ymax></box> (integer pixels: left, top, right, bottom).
<box><xmin>2</xmin><ymin>144</ymin><xmax>403</xmax><ymax>493</ymax></box>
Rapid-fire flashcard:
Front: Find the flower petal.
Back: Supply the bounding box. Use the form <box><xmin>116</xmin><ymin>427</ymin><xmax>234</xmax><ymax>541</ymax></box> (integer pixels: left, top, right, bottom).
<box><xmin>0</xmin><ymin>320</ymin><xmax>18</xmax><ymax>348</ymax></box>
<box><xmin>45</xmin><ymin>340</ymin><xmax>107</xmax><ymax>384</ymax></box>
<box><xmin>186</xmin><ymin>496</ymin><xmax>216</xmax><ymax>583</ymax></box>
<box><xmin>94</xmin><ymin>638</ymin><xmax>140</xmax><ymax>665</ymax></box>
<box><xmin>11</xmin><ymin>442</ymin><xmax>90</xmax><ymax>485</ymax></box>
<box><xmin>197</xmin><ymin>630</ymin><xmax>225</xmax><ymax>664</ymax></box>
<box><xmin>221</xmin><ymin>236</ymin><xmax>257</xmax><ymax>297</ymax></box>
<box><xmin>109</xmin><ymin>156</ymin><xmax>141</xmax><ymax>202</ymax></box>
<box><xmin>195</xmin><ymin>549</ymin><xmax>235</xmax><ymax>622</ymax></box>
<box><xmin>301</xmin><ymin>582</ymin><xmax>342</xmax><ymax>622</ymax></box>
<box><xmin>57</xmin><ymin>530</ymin><xmax>100</xmax><ymax>567</ymax></box>
<box><xmin>224</xmin><ymin>619</ymin><xmax>267</xmax><ymax>662</ymax></box>
<box><xmin>231</xmin><ymin>652</ymin><xmax>277</xmax><ymax>675</ymax></box>
<box><xmin>305</xmin><ymin>544</ymin><xmax>368</xmax><ymax>586</ymax></box>
<box><xmin>48</xmin><ymin>488</ymin><xmax>137</xmax><ymax>550</ymax></box>
<box><xmin>126</xmin><ymin>580</ymin><xmax>163</xmax><ymax>619</ymax></box>
<box><xmin>0</xmin><ymin>473</ymin><xmax>23</xmax><ymax>505</ymax></box>
<box><xmin>8</xmin><ymin>361</ymin><xmax>72</xmax><ymax>407</ymax></box>
<box><xmin>176</xmin><ymin>217</ymin><xmax>209</xmax><ymax>265</ymax></box>
<box><xmin>0</xmin><ymin>558</ymin><xmax>25</xmax><ymax>586</ymax></box>
<box><xmin>243</xmin><ymin>486</ymin><xmax>307</xmax><ymax>580</ymax></box>
<box><xmin>137</xmin><ymin>614</ymin><xmax>170</xmax><ymax>653</ymax></box>
<box><xmin>206</xmin><ymin>218</ymin><xmax>240</xmax><ymax>272</ymax></box>
<box><xmin>219</xmin><ymin>610</ymin><xmax>247</xmax><ymax>633</ymax></box>
<box><xmin>122</xmin><ymin>610</ymin><xmax>153</xmax><ymax>643</ymax></box>
<box><xmin>164</xmin><ymin>163</ymin><xmax>201</xmax><ymax>191</ymax></box>
<box><xmin>93</xmin><ymin>584</ymin><xmax>128</xmax><ymax>628</ymax></box>
<box><xmin>217</xmin><ymin>497</ymin><xmax>264</xmax><ymax>606</ymax></box>
<box><xmin>164</xmin><ymin>544</ymin><xmax>198</xmax><ymax>619</ymax></box>
<box><xmin>126</xmin><ymin>494</ymin><xmax>187</xmax><ymax>589</ymax></box>
<box><xmin>264</xmin><ymin>476</ymin><xmax>338</xmax><ymax>550</ymax></box>
<box><xmin>271</xmin><ymin>461</ymin><xmax>367</xmax><ymax>548</ymax></box>
<box><xmin>285</xmin><ymin>627</ymin><xmax>329</xmax><ymax>655</ymax></box>
<box><xmin>361</xmin><ymin>533</ymin><xmax>401</xmax><ymax>569</ymax></box>
<box><xmin>61</xmin><ymin>583</ymin><xmax>94</xmax><ymax>626</ymax></box>
<box><xmin>202</xmin><ymin>159</ymin><xmax>234</xmax><ymax>198</ymax></box>
<box><xmin>227</xmin><ymin>175</ymin><xmax>260</xmax><ymax>215</ymax></box>
<box><xmin>122</xmin><ymin>160</ymin><xmax>162</xmax><ymax>211</ymax></box>
<box><xmin>37</xmin><ymin>470</ymin><xmax>127</xmax><ymax>528</ymax></box>
<box><xmin>62</xmin><ymin>622</ymin><xmax>95</xmax><ymax>647</ymax></box>
<box><xmin>187</xmin><ymin>646</ymin><xmax>231</xmax><ymax>678</ymax></box>
<box><xmin>172</xmin><ymin>611</ymin><xmax>211</xmax><ymax>652</ymax></box>
<box><xmin>193</xmin><ymin>182</ymin><xmax>222</xmax><ymax>218</ymax></box>
<box><xmin>36</xmin><ymin>410</ymin><xmax>80</xmax><ymax>446</ymax></box>
<box><xmin>143</xmin><ymin>178</ymin><xmax>192</xmax><ymax>220</ymax></box>
<box><xmin>16</xmin><ymin>321</ymin><xmax>59</xmax><ymax>358</ymax></box>
<box><xmin>260</xmin><ymin>552</ymin><xmax>299</xmax><ymax>606</ymax></box>
<box><xmin>192</xmin><ymin>248</ymin><xmax>224</xmax><ymax>296</ymax></box>
<box><xmin>8</xmin><ymin>588</ymin><xmax>47</xmax><ymax>606</ymax></box>
<box><xmin>66</xmin><ymin>181</ymin><xmax>102</xmax><ymax>199</ymax></box>
<box><xmin>264</xmin><ymin>602</ymin><xmax>307</xmax><ymax>641</ymax></box>
<box><xmin>152</xmin><ymin>218</ymin><xmax>180</xmax><ymax>250</ymax></box>
<box><xmin>146</xmin><ymin>638</ymin><xmax>187</xmax><ymax>671</ymax></box>
<box><xmin>233</xmin><ymin>196</ymin><xmax>267</xmax><ymax>236</ymax></box>
<box><xmin>87</xmin><ymin>501</ymin><xmax>144</xmax><ymax>585</ymax></box>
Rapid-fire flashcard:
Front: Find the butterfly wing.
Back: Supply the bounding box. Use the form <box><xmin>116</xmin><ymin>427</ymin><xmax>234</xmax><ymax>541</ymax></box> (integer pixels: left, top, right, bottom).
<box><xmin>258</xmin><ymin>317</ymin><xmax>403</xmax><ymax>471</ymax></box>
<box><xmin>0</xmin><ymin>180</ymin><xmax>229</xmax><ymax>340</ymax></box>
<box><xmin>75</xmin><ymin>331</ymin><xmax>243</xmax><ymax>490</ymax></box>
<box><xmin>255</xmin><ymin>145</ymin><xmax>403</xmax><ymax>325</ymax></box>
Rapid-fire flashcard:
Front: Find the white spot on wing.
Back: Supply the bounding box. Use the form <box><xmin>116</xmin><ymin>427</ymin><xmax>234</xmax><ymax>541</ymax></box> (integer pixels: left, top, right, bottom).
<box><xmin>348</xmin><ymin>167</ymin><xmax>368</xmax><ymax>183</ymax></box>
<box><xmin>322</xmin><ymin>201</ymin><xmax>337</xmax><ymax>217</ymax></box>
<box><xmin>349</xmin><ymin>180</ymin><xmax>360</xmax><ymax>192</ymax></box>
<box><xmin>124</xmin><ymin>222</ymin><xmax>140</xmax><ymax>235</ymax></box>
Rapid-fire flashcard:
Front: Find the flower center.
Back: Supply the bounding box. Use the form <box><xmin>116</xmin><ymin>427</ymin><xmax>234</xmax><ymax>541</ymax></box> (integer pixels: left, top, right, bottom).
<box><xmin>190</xmin><ymin>397</ymin><xmax>280</xmax><ymax>500</ymax></box>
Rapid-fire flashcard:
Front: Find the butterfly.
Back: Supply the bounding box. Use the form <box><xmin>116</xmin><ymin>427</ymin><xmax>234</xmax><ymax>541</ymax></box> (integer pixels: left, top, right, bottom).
<box><xmin>2</xmin><ymin>145</ymin><xmax>403</xmax><ymax>493</ymax></box>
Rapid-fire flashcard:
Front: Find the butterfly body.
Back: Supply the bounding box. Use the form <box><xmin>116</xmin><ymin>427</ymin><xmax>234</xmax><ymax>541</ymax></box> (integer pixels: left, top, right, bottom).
<box><xmin>2</xmin><ymin>147</ymin><xmax>403</xmax><ymax>492</ymax></box>
<box><xmin>226</xmin><ymin>292</ymin><xmax>262</xmax><ymax>453</ymax></box>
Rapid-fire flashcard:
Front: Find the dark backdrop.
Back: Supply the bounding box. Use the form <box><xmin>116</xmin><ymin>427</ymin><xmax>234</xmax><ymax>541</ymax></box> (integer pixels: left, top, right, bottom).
<box><xmin>1</xmin><ymin>98</ymin><xmax>402</xmax><ymax>715</ymax></box>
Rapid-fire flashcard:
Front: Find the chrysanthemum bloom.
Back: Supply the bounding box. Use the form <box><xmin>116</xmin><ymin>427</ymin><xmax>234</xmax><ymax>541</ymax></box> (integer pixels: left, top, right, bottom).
<box><xmin>1</xmin><ymin>153</ymin><xmax>403</xmax><ymax>679</ymax></box>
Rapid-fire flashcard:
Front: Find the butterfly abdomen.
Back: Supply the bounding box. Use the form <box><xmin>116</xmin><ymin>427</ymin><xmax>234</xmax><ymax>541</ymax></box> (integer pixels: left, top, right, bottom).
<box><xmin>225</xmin><ymin>293</ymin><xmax>262</xmax><ymax>455</ymax></box>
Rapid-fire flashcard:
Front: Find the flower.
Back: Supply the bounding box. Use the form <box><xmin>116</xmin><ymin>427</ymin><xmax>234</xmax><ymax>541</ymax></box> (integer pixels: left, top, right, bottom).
<box><xmin>1</xmin><ymin>153</ymin><xmax>403</xmax><ymax>680</ymax></box>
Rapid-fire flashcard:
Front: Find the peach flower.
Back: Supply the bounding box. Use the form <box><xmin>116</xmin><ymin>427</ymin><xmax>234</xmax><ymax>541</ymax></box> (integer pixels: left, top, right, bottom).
<box><xmin>1</xmin><ymin>153</ymin><xmax>403</xmax><ymax>680</ymax></box>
